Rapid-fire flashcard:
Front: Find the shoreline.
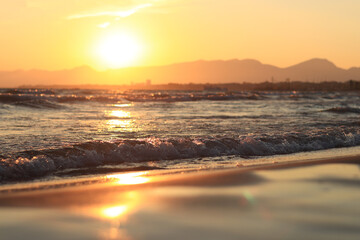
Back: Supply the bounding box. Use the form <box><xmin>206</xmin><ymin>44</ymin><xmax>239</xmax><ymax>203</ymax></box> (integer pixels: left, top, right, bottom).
<box><xmin>0</xmin><ymin>151</ymin><xmax>359</xmax><ymax>203</ymax></box>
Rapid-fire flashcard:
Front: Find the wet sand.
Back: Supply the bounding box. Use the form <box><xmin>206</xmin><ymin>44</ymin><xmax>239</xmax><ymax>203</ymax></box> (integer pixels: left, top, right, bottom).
<box><xmin>0</xmin><ymin>156</ymin><xmax>359</xmax><ymax>240</ymax></box>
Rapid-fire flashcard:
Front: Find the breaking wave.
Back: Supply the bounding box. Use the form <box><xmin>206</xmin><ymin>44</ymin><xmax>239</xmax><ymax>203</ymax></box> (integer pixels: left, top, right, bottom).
<box><xmin>0</xmin><ymin>94</ymin><xmax>63</xmax><ymax>109</ymax></box>
<box><xmin>1</xmin><ymin>130</ymin><xmax>360</xmax><ymax>182</ymax></box>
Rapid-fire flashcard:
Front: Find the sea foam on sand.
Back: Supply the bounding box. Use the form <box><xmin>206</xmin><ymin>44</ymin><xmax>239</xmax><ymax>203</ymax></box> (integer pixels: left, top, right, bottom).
<box><xmin>0</xmin><ymin>156</ymin><xmax>359</xmax><ymax>240</ymax></box>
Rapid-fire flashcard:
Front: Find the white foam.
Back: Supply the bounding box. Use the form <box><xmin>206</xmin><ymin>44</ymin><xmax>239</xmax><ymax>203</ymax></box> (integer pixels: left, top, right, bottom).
<box><xmin>2</xmin><ymin>131</ymin><xmax>360</xmax><ymax>182</ymax></box>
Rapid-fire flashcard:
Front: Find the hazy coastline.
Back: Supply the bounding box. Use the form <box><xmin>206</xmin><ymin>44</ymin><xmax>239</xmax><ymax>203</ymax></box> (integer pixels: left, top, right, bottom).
<box><xmin>2</xmin><ymin>58</ymin><xmax>360</xmax><ymax>88</ymax></box>
<box><xmin>17</xmin><ymin>79</ymin><xmax>360</xmax><ymax>91</ymax></box>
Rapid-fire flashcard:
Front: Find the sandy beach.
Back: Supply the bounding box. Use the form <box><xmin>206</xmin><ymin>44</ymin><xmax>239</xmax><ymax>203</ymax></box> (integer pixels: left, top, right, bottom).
<box><xmin>0</xmin><ymin>155</ymin><xmax>359</xmax><ymax>240</ymax></box>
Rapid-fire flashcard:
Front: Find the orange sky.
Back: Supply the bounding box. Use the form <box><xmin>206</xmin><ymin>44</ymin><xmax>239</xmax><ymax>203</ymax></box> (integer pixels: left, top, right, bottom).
<box><xmin>0</xmin><ymin>0</ymin><xmax>359</xmax><ymax>71</ymax></box>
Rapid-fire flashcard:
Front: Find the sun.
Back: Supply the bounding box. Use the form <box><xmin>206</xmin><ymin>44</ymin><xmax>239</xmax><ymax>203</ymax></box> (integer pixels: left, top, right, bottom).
<box><xmin>96</xmin><ymin>33</ymin><xmax>142</xmax><ymax>68</ymax></box>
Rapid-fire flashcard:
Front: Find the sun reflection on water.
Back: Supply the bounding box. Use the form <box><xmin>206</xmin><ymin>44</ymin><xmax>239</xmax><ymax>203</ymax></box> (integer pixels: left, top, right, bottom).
<box><xmin>109</xmin><ymin>110</ymin><xmax>131</xmax><ymax>118</ymax></box>
<box><xmin>107</xmin><ymin>119</ymin><xmax>133</xmax><ymax>128</ymax></box>
<box><xmin>107</xmin><ymin>172</ymin><xmax>150</xmax><ymax>185</ymax></box>
<box><xmin>103</xmin><ymin>109</ymin><xmax>140</xmax><ymax>133</ymax></box>
<box><xmin>114</xmin><ymin>103</ymin><xmax>132</xmax><ymax>108</ymax></box>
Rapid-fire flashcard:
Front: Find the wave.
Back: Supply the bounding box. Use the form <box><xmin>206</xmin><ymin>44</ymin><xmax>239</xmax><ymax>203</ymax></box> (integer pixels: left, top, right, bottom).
<box><xmin>0</xmin><ymin>95</ymin><xmax>63</xmax><ymax>109</ymax></box>
<box><xmin>2</xmin><ymin>130</ymin><xmax>360</xmax><ymax>182</ymax></box>
<box><xmin>13</xmin><ymin>99</ymin><xmax>63</xmax><ymax>109</ymax></box>
<box><xmin>0</xmin><ymin>90</ymin><xmax>267</xmax><ymax>109</ymax></box>
<box><xmin>1</xmin><ymin>89</ymin><xmax>55</xmax><ymax>95</ymax></box>
<box><xmin>324</xmin><ymin>107</ymin><xmax>360</xmax><ymax>114</ymax></box>
<box><xmin>123</xmin><ymin>93</ymin><xmax>264</xmax><ymax>102</ymax></box>
<box><xmin>3</xmin><ymin>89</ymin><xmax>356</xmax><ymax>108</ymax></box>
<box><xmin>0</xmin><ymin>93</ymin><xmax>112</xmax><ymax>108</ymax></box>
<box><xmin>2</xmin><ymin>89</ymin><xmax>358</xmax><ymax>107</ymax></box>
<box><xmin>163</xmin><ymin>114</ymin><xmax>274</xmax><ymax>120</ymax></box>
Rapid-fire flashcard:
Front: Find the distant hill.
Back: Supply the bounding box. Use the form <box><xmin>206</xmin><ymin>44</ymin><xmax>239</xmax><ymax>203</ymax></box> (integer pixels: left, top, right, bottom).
<box><xmin>1</xmin><ymin>58</ymin><xmax>360</xmax><ymax>87</ymax></box>
<box><xmin>0</xmin><ymin>66</ymin><xmax>101</xmax><ymax>88</ymax></box>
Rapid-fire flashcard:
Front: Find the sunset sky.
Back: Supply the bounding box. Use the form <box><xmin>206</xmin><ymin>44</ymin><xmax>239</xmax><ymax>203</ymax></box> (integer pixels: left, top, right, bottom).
<box><xmin>1</xmin><ymin>0</ymin><xmax>359</xmax><ymax>71</ymax></box>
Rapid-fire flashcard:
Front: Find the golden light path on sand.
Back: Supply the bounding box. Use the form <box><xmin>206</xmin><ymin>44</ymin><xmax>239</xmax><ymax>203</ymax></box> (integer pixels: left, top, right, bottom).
<box><xmin>0</xmin><ymin>159</ymin><xmax>360</xmax><ymax>239</ymax></box>
<box><xmin>79</xmin><ymin>172</ymin><xmax>151</xmax><ymax>239</ymax></box>
<box><xmin>100</xmin><ymin>171</ymin><xmax>151</xmax><ymax>220</ymax></box>
<box><xmin>102</xmin><ymin>205</ymin><xmax>128</xmax><ymax>219</ymax></box>
<box><xmin>107</xmin><ymin>172</ymin><xmax>150</xmax><ymax>185</ymax></box>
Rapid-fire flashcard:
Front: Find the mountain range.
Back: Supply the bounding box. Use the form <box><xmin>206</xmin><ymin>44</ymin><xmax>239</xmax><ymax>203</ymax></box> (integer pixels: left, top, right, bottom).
<box><xmin>1</xmin><ymin>58</ymin><xmax>360</xmax><ymax>88</ymax></box>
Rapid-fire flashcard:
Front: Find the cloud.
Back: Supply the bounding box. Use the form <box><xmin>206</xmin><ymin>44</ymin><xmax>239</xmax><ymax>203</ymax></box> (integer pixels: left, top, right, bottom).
<box><xmin>67</xmin><ymin>3</ymin><xmax>152</xmax><ymax>20</ymax></box>
<box><xmin>98</xmin><ymin>22</ymin><xmax>111</xmax><ymax>28</ymax></box>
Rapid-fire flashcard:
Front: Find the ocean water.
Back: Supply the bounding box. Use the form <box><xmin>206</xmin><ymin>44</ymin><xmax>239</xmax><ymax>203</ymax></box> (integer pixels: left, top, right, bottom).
<box><xmin>1</xmin><ymin>88</ymin><xmax>360</xmax><ymax>183</ymax></box>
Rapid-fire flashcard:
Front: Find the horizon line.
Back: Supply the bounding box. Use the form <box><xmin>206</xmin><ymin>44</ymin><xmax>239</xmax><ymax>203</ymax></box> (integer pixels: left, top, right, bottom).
<box><xmin>1</xmin><ymin>58</ymin><xmax>359</xmax><ymax>72</ymax></box>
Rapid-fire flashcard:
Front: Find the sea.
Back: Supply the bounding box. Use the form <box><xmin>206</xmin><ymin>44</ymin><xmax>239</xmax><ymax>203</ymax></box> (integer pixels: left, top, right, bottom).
<box><xmin>1</xmin><ymin>88</ymin><xmax>360</xmax><ymax>184</ymax></box>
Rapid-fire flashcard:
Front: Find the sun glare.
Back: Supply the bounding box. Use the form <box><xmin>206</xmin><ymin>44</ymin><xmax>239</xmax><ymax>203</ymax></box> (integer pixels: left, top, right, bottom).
<box><xmin>107</xmin><ymin>172</ymin><xmax>150</xmax><ymax>185</ymax></box>
<box><xmin>102</xmin><ymin>205</ymin><xmax>128</xmax><ymax>219</ymax></box>
<box><xmin>96</xmin><ymin>33</ymin><xmax>142</xmax><ymax>68</ymax></box>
